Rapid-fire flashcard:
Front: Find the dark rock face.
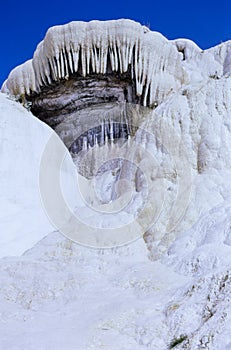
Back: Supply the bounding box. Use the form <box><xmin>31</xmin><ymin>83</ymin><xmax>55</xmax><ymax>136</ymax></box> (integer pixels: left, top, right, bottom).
<box><xmin>27</xmin><ymin>72</ymin><xmax>141</xmax><ymax>173</ymax></box>
<box><xmin>28</xmin><ymin>73</ymin><xmax>137</xmax><ymax>129</ymax></box>
<box><xmin>24</xmin><ymin>57</ymin><xmax>151</xmax><ymax>183</ymax></box>
<box><xmin>53</xmin><ymin>101</ymin><xmax>146</xmax><ymax>178</ymax></box>
<box><xmin>69</xmin><ymin>122</ymin><xmax>132</xmax><ymax>155</ymax></box>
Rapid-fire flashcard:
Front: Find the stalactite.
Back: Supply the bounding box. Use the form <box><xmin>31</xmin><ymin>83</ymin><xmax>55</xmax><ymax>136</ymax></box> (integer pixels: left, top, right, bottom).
<box><xmin>69</xmin><ymin>117</ymin><xmax>135</xmax><ymax>156</ymax></box>
<box><xmin>2</xmin><ymin>19</ymin><xmax>185</xmax><ymax>108</ymax></box>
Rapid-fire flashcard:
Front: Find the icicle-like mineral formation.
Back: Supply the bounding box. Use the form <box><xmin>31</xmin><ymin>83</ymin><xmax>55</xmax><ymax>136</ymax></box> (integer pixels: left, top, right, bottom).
<box><xmin>2</xmin><ymin>19</ymin><xmax>187</xmax><ymax>108</ymax></box>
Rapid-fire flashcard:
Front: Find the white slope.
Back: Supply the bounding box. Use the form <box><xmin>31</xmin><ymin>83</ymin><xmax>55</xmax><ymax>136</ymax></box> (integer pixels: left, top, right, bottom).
<box><xmin>162</xmin><ymin>198</ymin><xmax>231</xmax><ymax>349</ymax></box>
<box><xmin>0</xmin><ymin>93</ymin><xmax>54</xmax><ymax>257</ymax></box>
<box><xmin>1</xmin><ymin>208</ymin><xmax>231</xmax><ymax>350</ymax></box>
<box><xmin>0</xmin><ymin>92</ymin><xmax>82</xmax><ymax>257</ymax></box>
<box><xmin>0</xmin><ymin>232</ymin><xmax>190</xmax><ymax>350</ymax></box>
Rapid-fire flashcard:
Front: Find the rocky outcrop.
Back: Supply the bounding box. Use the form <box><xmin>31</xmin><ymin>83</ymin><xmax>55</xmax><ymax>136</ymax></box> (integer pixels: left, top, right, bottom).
<box><xmin>2</xmin><ymin>19</ymin><xmax>231</xmax><ymax>258</ymax></box>
<box><xmin>1</xmin><ymin>20</ymin><xmax>185</xmax><ymax>108</ymax></box>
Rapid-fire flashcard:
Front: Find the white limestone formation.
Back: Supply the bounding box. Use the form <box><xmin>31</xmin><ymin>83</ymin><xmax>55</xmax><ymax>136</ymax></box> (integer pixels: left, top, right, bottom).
<box><xmin>2</xmin><ymin>20</ymin><xmax>231</xmax><ymax>108</ymax></box>
<box><xmin>2</xmin><ymin>20</ymin><xmax>231</xmax><ymax>349</ymax></box>
<box><xmin>2</xmin><ymin>19</ymin><xmax>187</xmax><ymax>107</ymax></box>
<box><xmin>2</xmin><ymin>19</ymin><xmax>231</xmax><ymax>258</ymax></box>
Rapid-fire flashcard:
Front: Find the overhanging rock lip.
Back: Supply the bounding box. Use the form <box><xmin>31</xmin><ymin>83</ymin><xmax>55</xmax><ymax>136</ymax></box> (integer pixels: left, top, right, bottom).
<box><xmin>1</xmin><ymin>19</ymin><xmax>186</xmax><ymax>108</ymax></box>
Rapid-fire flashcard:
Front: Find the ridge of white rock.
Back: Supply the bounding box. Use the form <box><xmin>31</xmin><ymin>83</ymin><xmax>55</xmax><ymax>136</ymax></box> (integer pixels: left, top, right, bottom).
<box><xmin>2</xmin><ymin>20</ymin><xmax>231</xmax><ymax>109</ymax></box>
<box><xmin>1</xmin><ymin>19</ymin><xmax>187</xmax><ymax>107</ymax></box>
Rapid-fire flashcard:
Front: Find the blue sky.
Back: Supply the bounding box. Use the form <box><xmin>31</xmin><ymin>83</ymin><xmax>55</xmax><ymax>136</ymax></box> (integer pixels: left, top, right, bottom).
<box><xmin>0</xmin><ymin>0</ymin><xmax>230</xmax><ymax>86</ymax></box>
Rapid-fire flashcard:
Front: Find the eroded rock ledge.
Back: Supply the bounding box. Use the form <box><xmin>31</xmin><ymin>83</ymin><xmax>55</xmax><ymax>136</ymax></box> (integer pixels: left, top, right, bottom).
<box><xmin>1</xmin><ymin>19</ymin><xmax>186</xmax><ymax>109</ymax></box>
<box><xmin>28</xmin><ymin>73</ymin><xmax>136</xmax><ymax>128</ymax></box>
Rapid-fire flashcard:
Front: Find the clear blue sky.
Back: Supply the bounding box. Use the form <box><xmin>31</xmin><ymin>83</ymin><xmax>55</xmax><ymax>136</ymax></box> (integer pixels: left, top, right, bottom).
<box><xmin>0</xmin><ymin>0</ymin><xmax>230</xmax><ymax>86</ymax></box>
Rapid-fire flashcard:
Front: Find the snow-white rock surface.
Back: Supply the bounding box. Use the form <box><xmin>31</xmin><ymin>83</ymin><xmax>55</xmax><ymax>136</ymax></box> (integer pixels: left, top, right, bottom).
<box><xmin>1</xmin><ymin>19</ymin><xmax>231</xmax><ymax>349</ymax></box>
<box><xmin>1</xmin><ymin>214</ymin><xmax>231</xmax><ymax>350</ymax></box>
<box><xmin>0</xmin><ymin>93</ymin><xmax>56</xmax><ymax>257</ymax></box>
<box><xmin>1</xmin><ymin>80</ymin><xmax>231</xmax><ymax>350</ymax></box>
